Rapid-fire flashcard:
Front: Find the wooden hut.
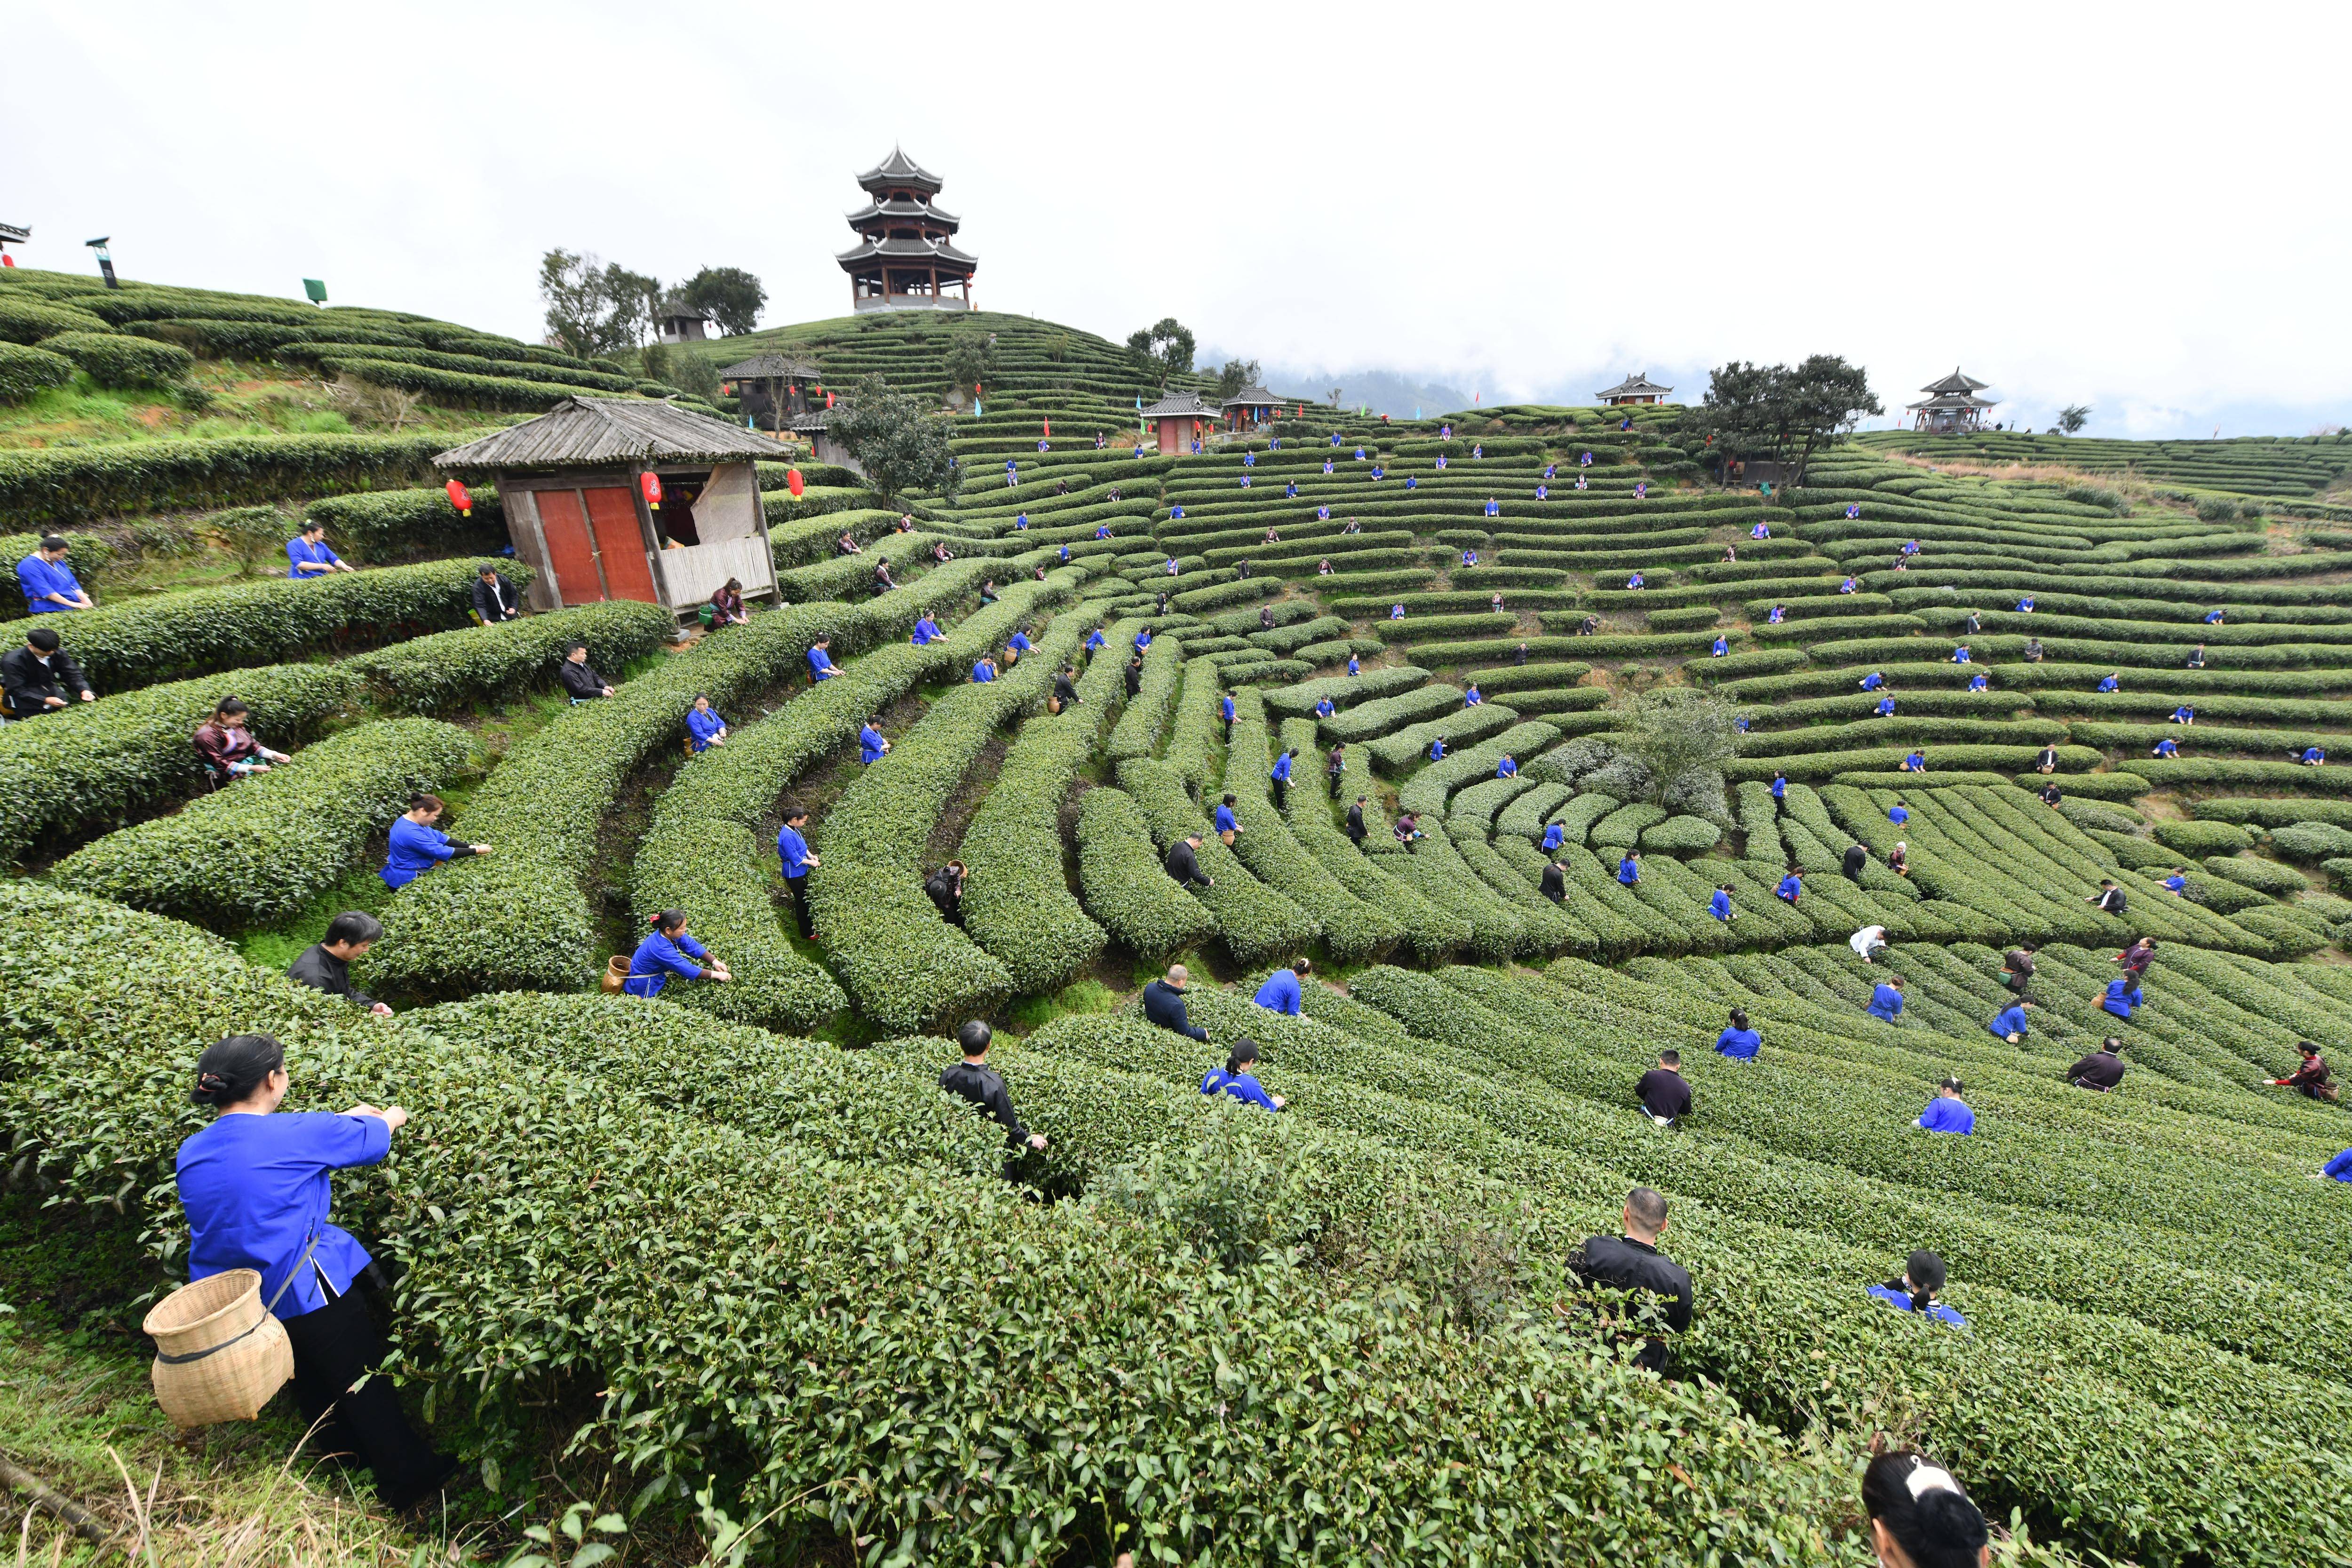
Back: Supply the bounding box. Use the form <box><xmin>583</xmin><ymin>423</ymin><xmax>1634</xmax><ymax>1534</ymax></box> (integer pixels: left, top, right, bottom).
<box><xmin>1222</xmin><ymin>383</ymin><xmax>1281</xmax><ymax>433</ymax></box>
<box><xmin>1139</xmin><ymin>390</ymin><xmax>1219</xmax><ymax>455</ymax></box>
<box><xmin>435</xmin><ymin>397</ymin><xmax>782</xmax><ymax>618</ymax></box>
<box><xmin>718</xmin><ymin>352</ymin><xmax>822</xmax><ymax>434</ymax></box>
<box><xmin>1595</xmin><ymin>373</ymin><xmax>1673</xmax><ymax>406</ymax></box>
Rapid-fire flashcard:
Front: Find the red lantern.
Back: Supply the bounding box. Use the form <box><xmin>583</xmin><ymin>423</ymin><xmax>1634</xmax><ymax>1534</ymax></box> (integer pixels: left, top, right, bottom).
<box><xmin>444</xmin><ymin>478</ymin><xmax>472</xmax><ymax>517</ymax></box>
<box><xmin>787</xmin><ymin>467</ymin><xmax>805</xmax><ymax>499</ymax></box>
<box><xmin>640</xmin><ymin>471</ymin><xmax>663</xmax><ymax>510</ymax></box>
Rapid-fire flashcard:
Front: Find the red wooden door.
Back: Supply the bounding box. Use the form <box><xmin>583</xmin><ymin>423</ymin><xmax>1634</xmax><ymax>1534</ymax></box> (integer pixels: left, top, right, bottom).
<box><xmin>583</xmin><ymin>486</ymin><xmax>660</xmax><ymax>604</ymax></box>
<box><xmin>534</xmin><ymin>488</ymin><xmax>605</xmax><ymax>605</ymax></box>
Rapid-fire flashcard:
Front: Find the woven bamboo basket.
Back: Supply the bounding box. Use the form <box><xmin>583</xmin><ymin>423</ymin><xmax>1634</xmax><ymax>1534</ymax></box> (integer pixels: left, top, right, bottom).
<box><xmin>142</xmin><ymin>1269</ymin><xmax>294</xmax><ymax>1427</ymax></box>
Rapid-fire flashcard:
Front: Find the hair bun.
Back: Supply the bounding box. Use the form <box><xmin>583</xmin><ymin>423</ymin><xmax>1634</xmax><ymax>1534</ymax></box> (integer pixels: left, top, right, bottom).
<box><xmin>1911</xmin><ymin>1486</ymin><xmax>1988</xmax><ymax>1547</ymax></box>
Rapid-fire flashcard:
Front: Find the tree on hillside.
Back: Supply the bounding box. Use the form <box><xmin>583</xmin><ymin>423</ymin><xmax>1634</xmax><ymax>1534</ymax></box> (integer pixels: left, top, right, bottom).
<box><xmin>2057</xmin><ymin>404</ymin><xmax>2092</xmax><ymax>435</ymax></box>
<box><xmin>1125</xmin><ymin>318</ymin><xmax>1196</xmax><ymax>385</ymax></box>
<box><xmin>1328</xmin><ymin>386</ymin><xmax>1344</xmax><ymax>408</ymax></box>
<box><xmin>539</xmin><ymin>249</ymin><xmax>656</xmax><ymax>359</ymax></box>
<box><xmin>679</xmin><ymin>266</ymin><xmax>767</xmax><ymax>336</ymax></box>
<box><xmin>828</xmin><ymin>374</ymin><xmax>961</xmax><ymax>508</ymax></box>
<box><xmin>1587</xmin><ymin>688</ymin><xmax>1740</xmax><ymax>821</ymax></box>
<box><xmin>1216</xmin><ymin>358</ymin><xmax>1262</xmax><ymax>399</ymax></box>
<box><xmin>1674</xmin><ymin>355</ymin><xmax>1881</xmax><ymax>486</ymax></box>
<box><xmin>944</xmin><ymin>327</ymin><xmax>999</xmax><ymax>402</ymax></box>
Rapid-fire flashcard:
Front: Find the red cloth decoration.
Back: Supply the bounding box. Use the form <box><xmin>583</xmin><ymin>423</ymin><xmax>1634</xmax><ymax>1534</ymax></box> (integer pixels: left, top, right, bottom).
<box><xmin>444</xmin><ymin>479</ymin><xmax>472</xmax><ymax>516</ymax></box>
<box><xmin>640</xmin><ymin>471</ymin><xmax>663</xmax><ymax>510</ymax></box>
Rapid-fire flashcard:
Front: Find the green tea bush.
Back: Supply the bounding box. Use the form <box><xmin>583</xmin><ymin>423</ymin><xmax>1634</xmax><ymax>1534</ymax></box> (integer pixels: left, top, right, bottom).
<box><xmin>0</xmin><ymin>433</ymin><xmax>446</xmax><ymax>529</ymax></box>
<box><xmin>52</xmin><ymin>717</ymin><xmax>473</xmax><ymax>924</ymax></box>
<box><xmin>0</xmin><ymin>660</ymin><xmax>358</xmax><ymax>865</ymax></box>
<box><xmin>1640</xmin><ymin>814</ymin><xmax>1723</xmax><ymax>852</ymax></box>
<box><xmin>39</xmin><ymin>330</ymin><xmax>193</xmax><ymax>389</ymax></box>
<box><xmin>2153</xmin><ymin>819</ymin><xmax>2256</xmax><ymax>856</ymax></box>
<box><xmin>2201</xmin><ymin>854</ymin><xmax>2306</xmax><ymax>896</ymax></box>
<box><xmin>52</xmin><ymin>555</ymin><xmax>528</xmax><ymax>691</ymax></box>
<box><xmin>350</xmin><ymin>600</ymin><xmax>671</xmax><ymax>713</ymax></box>
<box><xmin>1220</xmin><ymin>691</ymin><xmax>1405</xmax><ymax>961</ymax></box>
<box><xmin>1103</xmin><ymin>632</ymin><xmax>1185</xmax><ymax>761</ymax></box>
<box><xmin>1117</xmin><ymin>757</ymin><xmax>1318</xmax><ymax>966</ymax></box>
<box><xmin>304</xmin><ymin>486</ymin><xmax>508</xmax><ymax>562</ymax></box>
<box><xmin>0</xmin><ymin>341</ymin><xmax>76</xmax><ymax>402</ymax></box>
<box><xmin>2271</xmin><ymin>820</ymin><xmax>2352</xmax><ymax>864</ymax></box>
<box><xmin>807</xmin><ymin>604</ymin><xmax>1091</xmax><ymax>1032</ymax></box>
<box><xmin>1074</xmin><ymin>784</ymin><xmax>1219</xmax><ymax>961</ymax></box>
<box><xmin>1317</xmin><ymin>682</ymin><xmax>1466</xmax><ymax>741</ymax></box>
<box><xmin>0</xmin><ymin>294</ymin><xmax>112</xmax><ymax>343</ymax></box>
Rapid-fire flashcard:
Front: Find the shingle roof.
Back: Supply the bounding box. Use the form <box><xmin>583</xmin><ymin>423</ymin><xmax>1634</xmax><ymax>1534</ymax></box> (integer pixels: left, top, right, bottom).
<box><xmin>1920</xmin><ymin>367</ymin><xmax>1990</xmax><ymax>395</ymax></box>
<box><xmin>1141</xmin><ymin>391</ymin><xmax>1220</xmax><ymax>419</ymax></box>
<box><xmin>434</xmin><ymin>397</ymin><xmax>779</xmax><ymax>470</ymax></box>
<box><xmin>1220</xmin><ymin>384</ymin><xmax>1279</xmax><ymax>408</ymax></box>
<box><xmin>836</xmin><ymin>235</ymin><xmax>979</xmax><ymax>268</ymax></box>
<box><xmin>716</xmin><ymin>353</ymin><xmax>820</xmax><ymax>381</ymax></box>
<box><xmin>846</xmin><ymin>198</ymin><xmax>960</xmax><ymax>232</ymax></box>
<box><xmin>1595</xmin><ymin>372</ymin><xmax>1674</xmax><ymax>399</ymax></box>
<box><xmin>653</xmin><ymin>294</ymin><xmax>709</xmax><ymax>323</ymax></box>
<box><xmin>856</xmin><ymin>146</ymin><xmax>943</xmax><ymax>192</ymax></box>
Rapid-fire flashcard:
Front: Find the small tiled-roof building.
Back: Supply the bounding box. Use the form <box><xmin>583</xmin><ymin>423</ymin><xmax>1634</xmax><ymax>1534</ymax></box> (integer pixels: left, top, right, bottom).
<box><xmin>719</xmin><ymin>352</ymin><xmax>822</xmax><ymax>433</ymax></box>
<box><xmin>1222</xmin><ymin>384</ymin><xmax>1283</xmax><ymax>432</ymax></box>
<box><xmin>1596</xmin><ymin>373</ymin><xmax>1673</xmax><ymax>406</ymax></box>
<box><xmin>437</xmin><ymin>397</ymin><xmax>782</xmax><ymax>617</ymax></box>
<box><xmin>653</xmin><ymin>294</ymin><xmax>712</xmax><ymax>343</ymax></box>
<box><xmin>1141</xmin><ymin>390</ymin><xmax>1220</xmax><ymax>454</ymax></box>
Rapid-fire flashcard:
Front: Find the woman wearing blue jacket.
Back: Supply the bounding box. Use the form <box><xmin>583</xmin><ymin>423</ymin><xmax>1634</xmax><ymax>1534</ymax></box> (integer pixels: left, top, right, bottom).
<box><xmin>1867</xmin><ymin>1250</ymin><xmax>1968</xmax><ymax>1327</ymax></box>
<box><xmin>2098</xmin><ymin>977</ymin><xmax>2143</xmax><ymax>1019</ymax></box>
<box><xmin>176</xmin><ymin>1033</ymin><xmax>457</xmax><ymax>1510</ymax></box>
<box><xmin>686</xmin><ymin>694</ymin><xmax>728</xmax><ymax>752</ymax></box>
<box><xmin>1867</xmin><ymin>974</ymin><xmax>1906</xmax><ymax>1022</ymax></box>
<box><xmin>1715</xmin><ymin>1007</ymin><xmax>1760</xmax><ymax>1060</ymax></box>
<box><xmin>1201</xmin><ymin>1037</ymin><xmax>1285</xmax><ymax>1113</ymax></box>
<box><xmin>381</xmin><ymin>794</ymin><xmax>490</xmax><ymax>890</ymax></box>
<box><xmin>624</xmin><ymin>909</ymin><xmax>731</xmax><ymax>998</ymax></box>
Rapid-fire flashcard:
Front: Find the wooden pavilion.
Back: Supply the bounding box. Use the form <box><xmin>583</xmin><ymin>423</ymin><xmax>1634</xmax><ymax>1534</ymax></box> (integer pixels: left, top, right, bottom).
<box><xmin>1140</xmin><ymin>390</ymin><xmax>1220</xmax><ymax>454</ymax></box>
<box><xmin>1906</xmin><ymin>369</ymin><xmax>1998</xmax><ymax>433</ymax></box>
<box><xmin>436</xmin><ymin>398</ymin><xmax>782</xmax><ymax>618</ymax></box>
<box><xmin>719</xmin><ymin>352</ymin><xmax>822</xmax><ymax>433</ymax></box>
<box><xmin>1596</xmin><ymin>373</ymin><xmax>1673</xmax><ymax>406</ymax></box>
<box><xmin>837</xmin><ymin>147</ymin><xmax>978</xmax><ymax>313</ymax></box>
<box><xmin>653</xmin><ymin>294</ymin><xmax>712</xmax><ymax>342</ymax></box>
<box><xmin>1222</xmin><ymin>384</ymin><xmax>1281</xmax><ymax>433</ymax></box>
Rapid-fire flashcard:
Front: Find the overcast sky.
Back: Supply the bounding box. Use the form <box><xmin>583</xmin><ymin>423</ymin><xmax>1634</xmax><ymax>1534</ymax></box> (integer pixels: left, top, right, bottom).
<box><xmin>10</xmin><ymin>1</ymin><xmax>2347</xmax><ymax>438</ymax></box>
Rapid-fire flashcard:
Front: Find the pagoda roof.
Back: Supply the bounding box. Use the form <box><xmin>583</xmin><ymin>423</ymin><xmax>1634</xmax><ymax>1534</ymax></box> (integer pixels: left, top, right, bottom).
<box><xmin>846</xmin><ymin>198</ymin><xmax>959</xmax><ymax>232</ymax></box>
<box><xmin>836</xmin><ymin>235</ymin><xmax>979</xmax><ymax>270</ymax></box>
<box><xmin>1920</xmin><ymin>367</ymin><xmax>1990</xmax><ymax>394</ymax></box>
<box><xmin>1595</xmin><ymin>372</ymin><xmax>1673</xmax><ymax>399</ymax></box>
<box><xmin>1221</xmin><ymin>384</ymin><xmax>1280</xmax><ymax>408</ymax></box>
<box><xmin>1141</xmin><ymin>391</ymin><xmax>1220</xmax><ymax>419</ymax></box>
<box><xmin>652</xmin><ymin>294</ymin><xmax>709</xmax><ymax>324</ymax></box>
<box><xmin>717</xmin><ymin>353</ymin><xmax>820</xmax><ymax>381</ymax></box>
<box><xmin>856</xmin><ymin>146</ymin><xmax>943</xmax><ymax>194</ymax></box>
<box><xmin>1904</xmin><ymin>390</ymin><xmax>2000</xmax><ymax>412</ymax></box>
<box><xmin>435</xmin><ymin>396</ymin><xmax>779</xmax><ymax>472</ymax></box>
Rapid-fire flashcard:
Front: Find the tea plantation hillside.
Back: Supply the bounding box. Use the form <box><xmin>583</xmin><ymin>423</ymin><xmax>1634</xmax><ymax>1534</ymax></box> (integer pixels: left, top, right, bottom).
<box><xmin>8</xmin><ymin>262</ymin><xmax>2352</xmax><ymax>1565</ymax></box>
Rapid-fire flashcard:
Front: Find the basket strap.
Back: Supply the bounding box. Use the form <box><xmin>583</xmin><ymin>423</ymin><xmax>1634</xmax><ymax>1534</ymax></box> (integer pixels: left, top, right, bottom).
<box><xmin>155</xmin><ymin>1229</ymin><xmax>326</xmax><ymax>1366</ymax></box>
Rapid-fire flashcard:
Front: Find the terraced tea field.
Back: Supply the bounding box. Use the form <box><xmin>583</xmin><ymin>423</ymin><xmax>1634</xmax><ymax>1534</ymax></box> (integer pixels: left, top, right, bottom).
<box><xmin>7</xmin><ymin>263</ymin><xmax>2352</xmax><ymax>1565</ymax></box>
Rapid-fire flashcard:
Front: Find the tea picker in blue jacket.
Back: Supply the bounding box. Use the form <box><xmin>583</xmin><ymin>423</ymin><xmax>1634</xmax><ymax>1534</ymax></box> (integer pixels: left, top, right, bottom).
<box><xmin>1867</xmin><ymin>1250</ymin><xmax>1968</xmax><ymax>1326</ymax></box>
<box><xmin>1989</xmin><ymin>997</ymin><xmax>2035</xmax><ymax>1043</ymax></box>
<box><xmin>1915</xmin><ymin>1077</ymin><xmax>1973</xmax><ymax>1133</ymax></box>
<box><xmin>176</xmin><ymin>1033</ymin><xmax>460</xmax><ymax>1511</ymax></box>
<box><xmin>624</xmin><ymin>909</ymin><xmax>731</xmax><ymax>998</ymax></box>
<box><xmin>381</xmin><ymin>794</ymin><xmax>489</xmax><ymax>889</ymax></box>
<box><xmin>1202</xmin><ymin>1037</ymin><xmax>1286</xmax><ymax>1112</ymax></box>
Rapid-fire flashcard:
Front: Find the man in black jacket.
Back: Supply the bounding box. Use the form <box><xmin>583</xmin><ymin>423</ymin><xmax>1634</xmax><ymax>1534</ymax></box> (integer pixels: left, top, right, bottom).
<box><xmin>1164</xmin><ymin>833</ymin><xmax>1214</xmax><ymax>889</ymax></box>
<box><xmin>938</xmin><ymin>1021</ymin><xmax>1046</xmax><ymax>1151</ymax></box>
<box><xmin>472</xmin><ymin>565</ymin><xmax>522</xmax><ymax>623</ymax></box>
<box><xmin>286</xmin><ymin>912</ymin><xmax>393</xmax><ymax>1017</ymax></box>
<box><xmin>1636</xmin><ymin>1051</ymin><xmax>1692</xmax><ymax>1125</ymax></box>
<box><xmin>924</xmin><ymin>860</ymin><xmax>966</xmax><ymax>926</ymax></box>
<box><xmin>1345</xmin><ymin>797</ymin><xmax>1368</xmax><ymax>845</ymax></box>
<box><xmin>1</xmin><ymin>625</ymin><xmax>95</xmax><ymax>718</ymax></box>
<box><xmin>556</xmin><ymin>643</ymin><xmax>613</xmax><ymax>701</ymax></box>
<box><xmin>1841</xmin><ymin>843</ymin><xmax>1868</xmax><ymax>882</ymax></box>
<box><xmin>1050</xmin><ymin>667</ymin><xmax>1079</xmax><ymax>712</ymax></box>
<box><xmin>1141</xmin><ymin>964</ymin><xmax>1210</xmax><ymax>1042</ymax></box>
<box><xmin>1569</xmin><ymin>1187</ymin><xmax>1693</xmax><ymax>1372</ymax></box>
<box><xmin>1124</xmin><ymin>656</ymin><xmax>1144</xmax><ymax>698</ymax></box>
<box><xmin>1540</xmin><ymin>860</ymin><xmax>1568</xmax><ymax>904</ymax></box>
<box><xmin>2068</xmin><ymin>1037</ymin><xmax>2128</xmax><ymax>1092</ymax></box>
